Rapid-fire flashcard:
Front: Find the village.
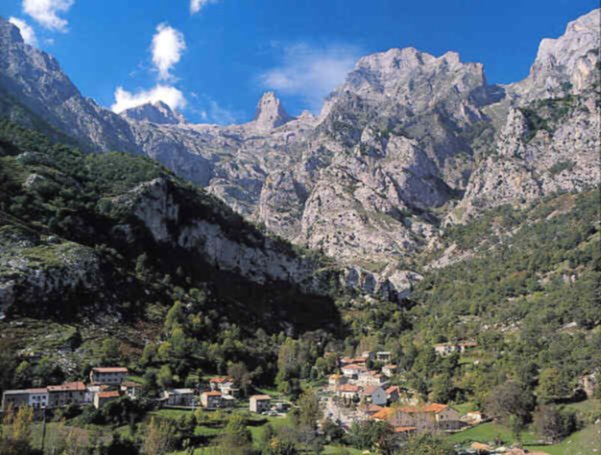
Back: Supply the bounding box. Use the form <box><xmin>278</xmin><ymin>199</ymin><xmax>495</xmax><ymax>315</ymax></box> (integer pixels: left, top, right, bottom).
<box><xmin>1</xmin><ymin>341</ymin><xmax>484</xmax><ymax>434</ymax></box>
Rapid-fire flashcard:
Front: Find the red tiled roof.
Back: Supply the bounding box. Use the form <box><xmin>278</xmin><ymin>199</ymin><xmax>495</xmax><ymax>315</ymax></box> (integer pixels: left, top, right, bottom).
<box><xmin>362</xmin><ymin>385</ymin><xmax>381</xmax><ymax>395</ymax></box>
<box><xmin>342</xmin><ymin>364</ymin><xmax>363</xmax><ymax>370</ymax></box>
<box><xmin>338</xmin><ymin>384</ymin><xmax>360</xmax><ymax>392</ymax></box>
<box><xmin>393</xmin><ymin>426</ymin><xmax>417</xmax><ymax>433</ymax></box>
<box><xmin>92</xmin><ymin>367</ymin><xmax>128</xmax><ymax>374</ymax></box>
<box><xmin>209</xmin><ymin>377</ymin><xmax>231</xmax><ymax>383</ymax></box>
<box><xmin>385</xmin><ymin>386</ymin><xmax>400</xmax><ymax>395</ymax></box>
<box><xmin>98</xmin><ymin>391</ymin><xmax>120</xmax><ymax>399</ymax></box>
<box><xmin>47</xmin><ymin>381</ymin><xmax>86</xmax><ymax>392</ymax></box>
<box><xmin>371</xmin><ymin>407</ymin><xmax>394</xmax><ymax>420</ymax></box>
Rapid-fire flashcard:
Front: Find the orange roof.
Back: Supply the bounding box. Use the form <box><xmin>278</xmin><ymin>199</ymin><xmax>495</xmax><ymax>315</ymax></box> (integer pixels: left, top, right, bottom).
<box><xmin>399</xmin><ymin>403</ymin><xmax>449</xmax><ymax>414</ymax></box>
<box><xmin>92</xmin><ymin>367</ymin><xmax>128</xmax><ymax>374</ymax></box>
<box><xmin>121</xmin><ymin>381</ymin><xmax>141</xmax><ymax>388</ymax></box>
<box><xmin>362</xmin><ymin>385</ymin><xmax>382</xmax><ymax>395</ymax></box>
<box><xmin>385</xmin><ymin>386</ymin><xmax>400</xmax><ymax>394</ymax></box>
<box><xmin>202</xmin><ymin>391</ymin><xmax>222</xmax><ymax>397</ymax></box>
<box><xmin>342</xmin><ymin>364</ymin><xmax>364</xmax><ymax>370</ymax></box>
<box><xmin>251</xmin><ymin>395</ymin><xmax>271</xmax><ymax>400</ymax></box>
<box><xmin>371</xmin><ymin>407</ymin><xmax>394</xmax><ymax>420</ymax></box>
<box><xmin>98</xmin><ymin>391</ymin><xmax>120</xmax><ymax>399</ymax></box>
<box><xmin>393</xmin><ymin>426</ymin><xmax>417</xmax><ymax>433</ymax></box>
<box><xmin>47</xmin><ymin>381</ymin><xmax>86</xmax><ymax>392</ymax></box>
<box><xmin>338</xmin><ymin>384</ymin><xmax>360</xmax><ymax>392</ymax></box>
<box><xmin>209</xmin><ymin>377</ymin><xmax>231</xmax><ymax>383</ymax></box>
<box><xmin>24</xmin><ymin>388</ymin><xmax>48</xmax><ymax>393</ymax></box>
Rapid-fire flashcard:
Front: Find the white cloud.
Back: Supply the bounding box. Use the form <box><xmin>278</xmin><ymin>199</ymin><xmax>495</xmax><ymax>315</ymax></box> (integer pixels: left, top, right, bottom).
<box><xmin>111</xmin><ymin>85</ymin><xmax>187</xmax><ymax>113</ymax></box>
<box><xmin>8</xmin><ymin>17</ymin><xmax>38</xmax><ymax>46</ymax></box>
<box><xmin>22</xmin><ymin>0</ymin><xmax>74</xmax><ymax>32</ymax></box>
<box><xmin>260</xmin><ymin>42</ymin><xmax>361</xmax><ymax>111</ymax></box>
<box><xmin>151</xmin><ymin>23</ymin><xmax>186</xmax><ymax>80</ymax></box>
<box><xmin>190</xmin><ymin>0</ymin><xmax>219</xmax><ymax>15</ymax></box>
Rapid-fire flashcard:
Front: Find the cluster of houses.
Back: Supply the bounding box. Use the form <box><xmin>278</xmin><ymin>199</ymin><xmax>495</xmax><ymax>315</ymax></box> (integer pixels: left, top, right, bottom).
<box><xmin>1</xmin><ymin>369</ymin><xmax>280</xmax><ymax>416</ymax></box>
<box><xmin>1</xmin><ymin>367</ymin><xmax>136</xmax><ymax>412</ymax></box>
<box><xmin>322</xmin><ymin>349</ymin><xmax>483</xmax><ymax>436</ymax></box>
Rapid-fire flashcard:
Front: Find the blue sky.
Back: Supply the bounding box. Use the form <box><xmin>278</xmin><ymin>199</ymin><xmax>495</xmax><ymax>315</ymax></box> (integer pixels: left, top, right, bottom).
<box><xmin>2</xmin><ymin>1</ymin><xmax>599</xmax><ymax>124</ymax></box>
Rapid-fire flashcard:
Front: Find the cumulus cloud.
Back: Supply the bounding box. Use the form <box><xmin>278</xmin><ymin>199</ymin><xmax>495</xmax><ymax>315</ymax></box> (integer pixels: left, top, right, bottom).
<box><xmin>152</xmin><ymin>23</ymin><xmax>186</xmax><ymax>80</ymax></box>
<box><xmin>190</xmin><ymin>0</ymin><xmax>219</xmax><ymax>15</ymax></box>
<box><xmin>260</xmin><ymin>42</ymin><xmax>361</xmax><ymax>111</ymax></box>
<box><xmin>111</xmin><ymin>85</ymin><xmax>187</xmax><ymax>113</ymax></box>
<box><xmin>8</xmin><ymin>17</ymin><xmax>38</xmax><ymax>46</ymax></box>
<box><xmin>22</xmin><ymin>0</ymin><xmax>74</xmax><ymax>32</ymax></box>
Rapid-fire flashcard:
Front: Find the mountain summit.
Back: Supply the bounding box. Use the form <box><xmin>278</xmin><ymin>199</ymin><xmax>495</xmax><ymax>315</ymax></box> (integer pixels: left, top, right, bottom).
<box><xmin>121</xmin><ymin>101</ymin><xmax>186</xmax><ymax>125</ymax></box>
<box><xmin>252</xmin><ymin>91</ymin><xmax>292</xmax><ymax>132</ymax></box>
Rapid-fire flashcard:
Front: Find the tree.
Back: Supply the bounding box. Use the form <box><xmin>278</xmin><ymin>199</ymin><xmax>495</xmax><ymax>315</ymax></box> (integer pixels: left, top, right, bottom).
<box><xmin>100</xmin><ymin>338</ymin><xmax>121</xmax><ymax>365</ymax></box>
<box><xmin>534</xmin><ymin>405</ymin><xmax>576</xmax><ymax>444</ymax></box>
<box><xmin>536</xmin><ymin>368</ymin><xmax>572</xmax><ymax>403</ymax></box>
<box><xmin>157</xmin><ymin>365</ymin><xmax>173</xmax><ymax>390</ymax></box>
<box><xmin>430</xmin><ymin>373</ymin><xmax>454</xmax><ymax>403</ymax></box>
<box><xmin>298</xmin><ymin>390</ymin><xmax>322</xmax><ymax>430</ymax></box>
<box><xmin>218</xmin><ymin>413</ymin><xmax>253</xmax><ymax>454</ymax></box>
<box><xmin>142</xmin><ymin>417</ymin><xmax>176</xmax><ymax>455</ymax></box>
<box><xmin>228</xmin><ymin>362</ymin><xmax>252</xmax><ymax>396</ymax></box>
<box><xmin>404</xmin><ymin>433</ymin><xmax>454</xmax><ymax>455</ymax></box>
<box><xmin>485</xmin><ymin>381</ymin><xmax>534</xmax><ymax>426</ymax></box>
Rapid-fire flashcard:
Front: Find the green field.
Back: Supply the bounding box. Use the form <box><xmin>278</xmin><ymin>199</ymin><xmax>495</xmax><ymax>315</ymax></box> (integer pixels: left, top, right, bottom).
<box><xmin>448</xmin><ymin>420</ymin><xmax>601</xmax><ymax>455</ymax></box>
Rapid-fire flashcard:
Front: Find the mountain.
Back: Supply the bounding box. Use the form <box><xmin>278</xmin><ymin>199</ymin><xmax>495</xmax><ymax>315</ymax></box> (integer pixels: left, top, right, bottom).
<box><xmin>0</xmin><ymin>120</ymin><xmax>346</xmax><ymax>380</ymax></box>
<box><xmin>121</xmin><ymin>101</ymin><xmax>186</xmax><ymax>125</ymax></box>
<box><xmin>0</xmin><ymin>9</ymin><xmax>599</xmax><ymax>302</ymax></box>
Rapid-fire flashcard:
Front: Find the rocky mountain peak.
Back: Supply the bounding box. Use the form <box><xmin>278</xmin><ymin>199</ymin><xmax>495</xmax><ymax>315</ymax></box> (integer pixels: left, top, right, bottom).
<box><xmin>510</xmin><ymin>8</ymin><xmax>600</xmax><ymax>101</ymax></box>
<box><xmin>0</xmin><ymin>16</ymin><xmax>24</xmax><ymax>45</ymax></box>
<box><xmin>121</xmin><ymin>101</ymin><xmax>186</xmax><ymax>125</ymax></box>
<box><xmin>253</xmin><ymin>91</ymin><xmax>292</xmax><ymax>132</ymax></box>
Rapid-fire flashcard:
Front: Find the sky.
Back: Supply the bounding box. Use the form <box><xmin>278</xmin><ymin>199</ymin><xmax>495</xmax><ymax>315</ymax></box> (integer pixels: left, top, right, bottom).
<box><xmin>1</xmin><ymin>0</ymin><xmax>599</xmax><ymax>124</ymax></box>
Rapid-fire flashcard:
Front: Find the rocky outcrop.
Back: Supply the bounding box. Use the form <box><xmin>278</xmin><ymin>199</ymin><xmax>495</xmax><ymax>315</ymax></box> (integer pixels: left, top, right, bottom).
<box><xmin>252</xmin><ymin>92</ymin><xmax>292</xmax><ymax>132</ymax></box>
<box><xmin>121</xmin><ymin>101</ymin><xmax>186</xmax><ymax>125</ymax></box>
<box><xmin>0</xmin><ymin>227</ymin><xmax>102</xmax><ymax>316</ymax></box>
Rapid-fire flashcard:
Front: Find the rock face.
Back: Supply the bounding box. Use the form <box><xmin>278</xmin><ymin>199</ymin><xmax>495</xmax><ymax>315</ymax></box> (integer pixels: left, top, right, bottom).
<box><xmin>121</xmin><ymin>101</ymin><xmax>186</xmax><ymax>125</ymax></box>
<box><xmin>0</xmin><ymin>9</ymin><xmax>599</xmax><ymax>302</ymax></box>
<box><xmin>252</xmin><ymin>92</ymin><xmax>292</xmax><ymax>132</ymax></box>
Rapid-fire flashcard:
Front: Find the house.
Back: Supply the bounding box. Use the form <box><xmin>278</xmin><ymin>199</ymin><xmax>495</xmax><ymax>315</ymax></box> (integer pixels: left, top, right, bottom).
<box><xmin>385</xmin><ymin>386</ymin><xmax>400</xmax><ymax>403</ymax></box>
<box><xmin>328</xmin><ymin>374</ymin><xmax>348</xmax><ymax>391</ymax></box>
<box><xmin>200</xmin><ymin>391</ymin><xmax>222</xmax><ymax>409</ymax></box>
<box><xmin>336</xmin><ymin>384</ymin><xmax>361</xmax><ymax>401</ymax></box>
<box><xmin>375</xmin><ymin>352</ymin><xmax>392</xmax><ymax>363</ymax></box>
<box><xmin>27</xmin><ymin>388</ymin><xmax>49</xmax><ymax>409</ymax></box>
<box><xmin>341</xmin><ymin>364</ymin><xmax>365</xmax><ymax>379</ymax></box>
<box><xmin>362</xmin><ymin>386</ymin><xmax>388</xmax><ymax>406</ymax></box>
<box><xmin>164</xmin><ymin>389</ymin><xmax>195</xmax><ymax>407</ymax></box>
<box><xmin>89</xmin><ymin>367</ymin><xmax>129</xmax><ymax>385</ymax></box>
<box><xmin>434</xmin><ymin>342</ymin><xmax>477</xmax><ymax>356</ymax></box>
<box><xmin>382</xmin><ymin>365</ymin><xmax>397</xmax><ymax>378</ymax></box>
<box><xmin>120</xmin><ymin>381</ymin><xmax>142</xmax><ymax>399</ymax></box>
<box><xmin>357</xmin><ymin>370</ymin><xmax>388</xmax><ymax>387</ymax></box>
<box><xmin>380</xmin><ymin>403</ymin><xmax>464</xmax><ymax>432</ymax></box>
<box><xmin>47</xmin><ymin>382</ymin><xmax>87</xmax><ymax>408</ymax></box>
<box><xmin>94</xmin><ymin>391</ymin><xmax>121</xmax><ymax>409</ymax></box>
<box><xmin>2</xmin><ymin>390</ymin><xmax>31</xmax><ymax>411</ymax></box>
<box><xmin>249</xmin><ymin>395</ymin><xmax>272</xmax><ymax>413</ymax></box>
